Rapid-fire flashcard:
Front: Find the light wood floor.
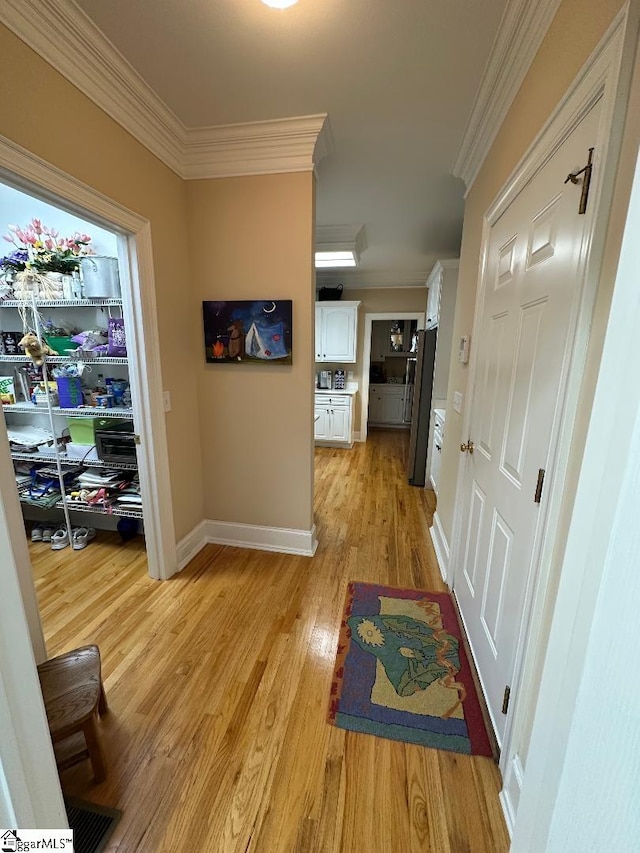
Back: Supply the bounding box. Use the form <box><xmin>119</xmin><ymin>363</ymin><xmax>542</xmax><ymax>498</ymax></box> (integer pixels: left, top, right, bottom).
<box><xmin>31</xmin><ymin>429</ymin><xmax>509</xmax><ymax>852</ymax></box>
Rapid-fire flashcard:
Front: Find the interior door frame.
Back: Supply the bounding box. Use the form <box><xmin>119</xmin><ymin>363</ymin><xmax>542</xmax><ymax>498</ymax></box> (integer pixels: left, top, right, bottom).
<box><xmin>448</xmin><ymin>7</ymin><xmax>628</xmax><ymax>821</ymax></box>
<box><xmin>360</xmin><ymin>311</ymin><xmax>425</xmax><ymax>441</ymax></box>
<box><xmin>0</xmin><ymin>133</ymin><xmax>177</xmax><ymax>582</ymax></box>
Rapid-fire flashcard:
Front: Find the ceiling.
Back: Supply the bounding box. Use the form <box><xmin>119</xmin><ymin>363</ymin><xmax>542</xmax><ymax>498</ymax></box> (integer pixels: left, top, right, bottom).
<box><xmin>75</xmin><ymin>0</ymin><xmax>509</xmax><ymax>288</ymax></box>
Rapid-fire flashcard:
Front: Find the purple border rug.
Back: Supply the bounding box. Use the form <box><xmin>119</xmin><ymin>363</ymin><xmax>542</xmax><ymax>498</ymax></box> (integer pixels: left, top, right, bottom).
<box><xmin>328</xmin><ymin>582</ymin><xmax>493</xmax><ymax>756</ymax></box>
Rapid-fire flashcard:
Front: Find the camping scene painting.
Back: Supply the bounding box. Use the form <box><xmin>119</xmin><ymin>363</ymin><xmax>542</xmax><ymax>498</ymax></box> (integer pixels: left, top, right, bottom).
<box><xmin>203</xmin><ymin>300</ymin><xmax>293</xmax><ymax>365</ymax></box>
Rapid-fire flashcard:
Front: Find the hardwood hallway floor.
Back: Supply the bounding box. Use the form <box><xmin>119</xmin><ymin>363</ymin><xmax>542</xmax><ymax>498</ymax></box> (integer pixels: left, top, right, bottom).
<box><xmin>31</xmin><ymin>429</ymin><xmax>509</xmax><ymax>852</ymax></box>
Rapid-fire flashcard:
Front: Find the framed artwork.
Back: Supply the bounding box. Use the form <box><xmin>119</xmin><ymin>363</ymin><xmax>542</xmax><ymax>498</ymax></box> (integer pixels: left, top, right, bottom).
<box><xmin>202</xmin><ymin>300</ymin><xmax>293</xmax><ymax>364</ymax></box>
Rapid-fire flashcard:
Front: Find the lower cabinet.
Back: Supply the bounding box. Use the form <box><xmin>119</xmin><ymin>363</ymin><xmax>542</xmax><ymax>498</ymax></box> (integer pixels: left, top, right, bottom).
<box><xmin>314</xmin><ymin>394</ymin><xmax>354</xmax><ymax>446</ymax></box>
<box><xmin>368</xmin><ymin>384</ymin><xmax>410</xmax><ymax>426</ymax></box>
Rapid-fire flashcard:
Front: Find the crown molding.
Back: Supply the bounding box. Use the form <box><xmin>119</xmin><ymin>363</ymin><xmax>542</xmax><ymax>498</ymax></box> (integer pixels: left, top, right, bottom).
<box><xmin>316</xmin><ymin>270</ymin><xmax>429</xmax><ymax>289</ymax></box>
<box><xmin>1</xmin><ymin>0</ymin><xmax>329</xmax><ymax>180</ymax></box>
<box><xmin>0</xmin><ymin>0</ymin><xmax>187</xmax><ymax>175</ymax></box>
<box><xmin>452</xmin><ymin>0</ymin><xmax>563</xmax><ymax>192</ymax></box>
<box><xmin>182</xmin><ymin>114</ymin><xmax>331</xmax><ymax>180</ymax></box>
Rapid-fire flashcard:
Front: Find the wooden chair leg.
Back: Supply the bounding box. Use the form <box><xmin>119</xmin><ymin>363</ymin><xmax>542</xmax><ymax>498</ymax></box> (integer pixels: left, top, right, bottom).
<box><xmin>98</xmin><ymin>681</ymin><xmax>108</xmax><ymax>716</ymax></box>
<box><xmin>83</xmin><ymin>713</ymin><xmax>107</xmax><ymax>783</ymax></box>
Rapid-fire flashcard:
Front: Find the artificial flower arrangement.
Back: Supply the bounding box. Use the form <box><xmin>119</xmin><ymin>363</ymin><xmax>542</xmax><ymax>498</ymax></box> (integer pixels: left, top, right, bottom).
<box><xmin>1</xmin><ymin>218</ymin><xmax>94</xmax><ymax>277</ymax></box>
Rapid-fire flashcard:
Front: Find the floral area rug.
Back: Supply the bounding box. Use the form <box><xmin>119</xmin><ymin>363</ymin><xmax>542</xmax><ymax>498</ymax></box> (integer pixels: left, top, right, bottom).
<box><xmin>328</xmin><ymin>582</ymin><xmax>493</xmax><ymax>756</ymax></box>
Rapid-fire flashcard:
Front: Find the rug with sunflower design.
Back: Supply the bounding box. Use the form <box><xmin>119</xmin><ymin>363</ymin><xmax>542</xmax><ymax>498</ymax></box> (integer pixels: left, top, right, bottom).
<box><xmin>328</xmin><ymin>582</ymin><xmax>493</xmax><ymax>756</ymax></box>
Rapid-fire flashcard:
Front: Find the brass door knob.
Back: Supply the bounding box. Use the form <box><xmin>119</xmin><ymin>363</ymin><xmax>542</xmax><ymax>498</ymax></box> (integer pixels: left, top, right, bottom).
<box><xmin>460</xmin><ymin>440</ymin><xmax>474</xmax><ymax>454</ymax></box>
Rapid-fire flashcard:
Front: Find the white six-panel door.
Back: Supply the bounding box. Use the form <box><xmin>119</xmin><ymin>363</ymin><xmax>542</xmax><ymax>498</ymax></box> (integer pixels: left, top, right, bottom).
<box><xmin>454</xmin><ymin>100</ymin><xmax>602</xmax><ymax>745</ymax></box>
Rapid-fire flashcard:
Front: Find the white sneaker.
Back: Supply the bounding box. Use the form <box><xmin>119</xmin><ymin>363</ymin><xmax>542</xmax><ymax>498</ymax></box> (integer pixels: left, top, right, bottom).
<box><xmin>72</xmin><ymin>527</ymin><xmax>96</xmax><ymax>550</ymax></box>
<box><xmin>31</xmin><ymin>524</ymin><xmax>44</xmax><ymax>542</ymax></box>
<box><xmin>50</xmin><ymin>528</ymin><xmax>69</xmax><ymax>550</ymax></box>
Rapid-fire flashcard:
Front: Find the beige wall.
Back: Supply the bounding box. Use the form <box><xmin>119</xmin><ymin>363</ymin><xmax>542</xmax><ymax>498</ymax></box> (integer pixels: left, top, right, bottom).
<box><xmin>0</xmin><ymin>24</ymin><xmax>205</xmax><ymax>540</ymax></box>
<box><xmin>436</xmin><ymin>0</ymin><xmax>625</xmax><ymax>542</ymax></box>
<box><xmin>317</xmin><ymin>287</ymin><xmax>427</xmax><ymax>432</ymax></box>
<box><xmin>188</xmin><ymin>174</ymin><xmax>315</xmax><ymax>530</ymax></box>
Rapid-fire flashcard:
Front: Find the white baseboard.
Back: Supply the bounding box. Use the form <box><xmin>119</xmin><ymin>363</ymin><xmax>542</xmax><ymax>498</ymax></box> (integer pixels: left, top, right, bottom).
<box><xmin>176</xmin><ymin>519</ymin><xmax>318</xmax><ymax>569</ymax></box>
<box><xmin>354</xmin><ymin>430</ymin><xmax>363</xmax><ymax>442</ymax></box>
<box><xmin>430</xmin><ymin>511</ymin><xmax>450</xmax><ymax>583</ymax></box>
<box><xmin>499</xmin><ymin>753</ymin><xmax>523</xmax><ymax>839</ymax></box>
<box><xmin>176</xmin><ymin>519</ymin><xmax>209</xmax><ymax>570</ymax></box>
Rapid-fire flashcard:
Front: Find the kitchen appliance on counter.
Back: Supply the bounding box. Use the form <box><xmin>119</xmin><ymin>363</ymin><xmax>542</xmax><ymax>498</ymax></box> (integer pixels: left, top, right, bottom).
<box><xmin>333</xmin><ymin>369</ymin><xmax>346</xmax><ymax>390</ymax></box>
<box><xmin>317</xmin><ymin>370</ymin><xmax>333</xmax><ymax>389</ymax></box>
<box><xmin>407</xmin><ymin>329</ymin><xmax>438</xmax><ymax>486</ymax></box>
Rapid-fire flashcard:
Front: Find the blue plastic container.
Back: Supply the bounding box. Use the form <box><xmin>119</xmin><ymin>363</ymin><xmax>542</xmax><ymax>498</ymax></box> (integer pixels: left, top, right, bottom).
<box><xmin>56</xmin><ymin>376</ymin><xmax>84</xmax><ymax>408</ymax></box>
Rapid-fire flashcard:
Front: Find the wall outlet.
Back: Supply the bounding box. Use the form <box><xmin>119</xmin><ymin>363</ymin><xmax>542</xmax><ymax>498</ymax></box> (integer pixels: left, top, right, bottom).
<box><xmin>453</xmin><ymin>391</ymin><xmax>463</xmax><ymax>414</ymax></box>
<box><xmin>163</xmin><ymin>390</ymin><xmax>171</xmax><ymax>413</ymax></box>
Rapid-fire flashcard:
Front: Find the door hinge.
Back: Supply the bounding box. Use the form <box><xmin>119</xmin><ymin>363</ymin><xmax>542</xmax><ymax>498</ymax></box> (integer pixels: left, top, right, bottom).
<box><xmin>534</xmin><ymin>468</ymin><xmax>545</xmax><ymax>503</ymax></box>
<box><xmin>502</xmin><ymin>685</ymin><xmax>511</xmax><ymax>715</ymax></box>
<box><xmin>564</xmin><ymin>147</ymin><xmax>594</xmax><ymax>214</ymax></box>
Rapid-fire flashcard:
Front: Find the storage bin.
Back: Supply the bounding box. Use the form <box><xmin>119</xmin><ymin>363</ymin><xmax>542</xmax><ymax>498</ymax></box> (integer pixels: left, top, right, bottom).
<box><xmin>46</xmin><ymin>336</ymin><xmax>79</xmax><ymax>355</ymax></box>
<box><xmin>80</xmin><ymin>256</ymin><xmax>120</xmax><ymax>299</ymax></box>
<box><xmin>57</xmin><ymin>376</ymin><xmax>84</xmax><ymax>408</ymax></box>
<box><xmin>67</xmin><ymin>416</ymin><xmax>97</xmax><ymax>445</ymax></box>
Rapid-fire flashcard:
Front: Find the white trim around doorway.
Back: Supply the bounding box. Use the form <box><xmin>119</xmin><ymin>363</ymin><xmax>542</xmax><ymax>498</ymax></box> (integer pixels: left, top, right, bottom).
<box><xmin>360</xmin><ymin>312</ymin><xmax>425</xmax><ymax>442</ymax></box>
<box><xmin>0</xmin><ymin>134</ymin><xmax>177</xmax><ymax>581</ymax></box>
<box><xmin>447</xmin><ymin>5</ymin><xmax>629</xmax><ymax>834</ymax></box>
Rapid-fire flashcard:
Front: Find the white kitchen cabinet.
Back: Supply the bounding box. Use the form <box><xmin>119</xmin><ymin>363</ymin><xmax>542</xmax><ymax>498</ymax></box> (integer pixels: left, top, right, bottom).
<box><xmin>368</xmin><ymin>384</ymin><xmax>411</xmax><ymax>426</ymax></box>
<box><xmin>430</xmin><ymin>409</ymin><xmax>445</xmax><ymax>494</ymax></box>
<box><xmin>315</xmin><ymin>301</ymin><xmax>360</xmax><ymax>363</ymax></box>
<box><xmin>314</xmin><ymin>393</ymin><xmax>354</xmax><ymax>446</ymax></box>
<box><xmin>425</xmin><ymin>265</ymin><xmax>443</xmax><ymax>330</ymax></box>
<box><xmin>424</xmin><ymin>260</ymin><xmax>458</xmax><ymax>481</ymax></box>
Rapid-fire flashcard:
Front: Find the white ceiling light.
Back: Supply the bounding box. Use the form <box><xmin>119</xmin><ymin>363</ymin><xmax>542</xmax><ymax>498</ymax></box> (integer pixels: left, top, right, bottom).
<box><xmin>315</xmin><ymin>225</ymin><xmax>367</xmax><ymax>269</ymax></box>
<box><xmin>261</xmin><ymin>0</ymin><xmax>299</xmax><ymax>8</ymax></box>
<box><xmin>315</xmin><ymin>251</ymin><xmax>357</xmax><ymax>268</ymax></box>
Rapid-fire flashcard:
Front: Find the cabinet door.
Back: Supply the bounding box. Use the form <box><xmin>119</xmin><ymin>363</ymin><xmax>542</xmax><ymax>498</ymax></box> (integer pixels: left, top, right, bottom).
<box><xmin>370</xmin><ymin>321</ymin><xmax>390</xmax><ymax>360</ymax></box>
<box><xmin>320</xmin><ymin>306</ymin><xmax>357</xmax><ymax>362</ymax></box>
<box><xmin>426</xmin><ymin>270</ymin><xmax>442</xmax><ymax>329</ymax></box>
<box><xmin>381</xmin><ymin>391</ymin><xmax>405</xmax><ymax>424</ymax></box>
<box><xmin>329</xmin><ymin>403</ymin><xmax>351</xmax><ymax>442</ymax></box>
<box><xmin>368</xmin><ymin>389</ymin><xmax>384</xmax><ymax>422</ymax></box>
<box><xmin>430</xmin><ymin>441</ymin><xmax>442</xmax><ymax>494</ymax></box>
<box><xmin>315</xmin><ymin>308</ymin><xmax>323</xmax><ymax>361</ymax></box>
<box><xmin>314</xmin><ymin>405</ymin><xmax>329</xmax><ymax>440</ymax></box>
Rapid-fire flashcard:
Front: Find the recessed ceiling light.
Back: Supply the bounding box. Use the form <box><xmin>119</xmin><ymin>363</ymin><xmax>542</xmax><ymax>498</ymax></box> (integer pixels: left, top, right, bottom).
<box><xmin>315</xmin><ymin>225</ymin><xmax>367</xmax><ymax>268</ymax></box>
<box><xmin>315</xmin><ymin>251</ymin><xmax>358</xmax><ymax>269</ymax></box>
<box><xmin>261</xmin><ymin>0</ymin><xmax>298</xmax><ymax>8</ymax></box>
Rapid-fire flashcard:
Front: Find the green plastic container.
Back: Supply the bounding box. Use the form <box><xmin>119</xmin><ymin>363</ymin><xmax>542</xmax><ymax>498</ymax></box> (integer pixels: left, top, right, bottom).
<box><xmin>46</xmin><ymin>336</ymin><xmax>79</xmax><ymax>355</ymax></box>
<box><xmin>68</xmin><ymin>416</ymin><xmax>130</xmax><ymax>445</ymax></box>
<box><xmin>67</xmin><ymin>416</ymin><xmax>97</xmax><ymax>445</ymax></box>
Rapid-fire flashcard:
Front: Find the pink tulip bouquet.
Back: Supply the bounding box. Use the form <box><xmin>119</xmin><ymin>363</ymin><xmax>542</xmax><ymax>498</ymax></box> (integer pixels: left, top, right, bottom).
<box><xmin>1</xmin><ymin>218</ymin><xmax>94</xmax><ymax>276</ymax></box>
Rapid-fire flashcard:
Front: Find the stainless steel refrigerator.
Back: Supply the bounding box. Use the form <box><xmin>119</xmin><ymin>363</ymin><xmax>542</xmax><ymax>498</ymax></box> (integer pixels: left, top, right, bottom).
<box><xmin>407</xmin><ymin>328</ymin><xmax>438</xmax><ymax>486</ymax></box>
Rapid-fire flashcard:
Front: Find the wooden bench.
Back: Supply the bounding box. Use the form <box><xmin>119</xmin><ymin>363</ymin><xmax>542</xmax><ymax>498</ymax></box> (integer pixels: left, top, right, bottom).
<box><xmin>37</xmin><ymin>644</ymin><xmax>108</xmax><ymax>783</ymax></box>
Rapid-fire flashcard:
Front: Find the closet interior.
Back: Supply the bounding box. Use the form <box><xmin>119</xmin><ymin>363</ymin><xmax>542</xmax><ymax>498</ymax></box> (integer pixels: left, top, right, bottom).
<box><xmin>0</xmin><ymin>182</ymin><xmax>147</xmax><ymax>554</ymax></box>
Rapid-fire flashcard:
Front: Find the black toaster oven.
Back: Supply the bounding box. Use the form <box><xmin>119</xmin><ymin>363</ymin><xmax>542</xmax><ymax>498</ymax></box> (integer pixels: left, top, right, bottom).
<box><xmin>95</xmin><ymin>424</ymin><xmax>137</xmax><ymax>464</ymax></box>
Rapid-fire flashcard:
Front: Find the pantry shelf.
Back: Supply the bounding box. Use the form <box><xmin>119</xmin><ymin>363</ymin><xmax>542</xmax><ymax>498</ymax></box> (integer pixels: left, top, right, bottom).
<box><xmin>0</xmin><ymin>354</ymin><xmax>129</xmax><ymax>365</ymax></box>
<box><xmin>11</xmin><ymin>450</ymin><xmax>138</xmax><ymax>471</ymax></box>
<box><xmin>3</xmin><ymin>403</ymin><xmax>134</xmax><ymax>419</ymax></box>
<box><xmin>55</xmin><ymin>500</ymin><xmax>144</xmax><ymax>520</ymax></box>
<box><xmin>0</xmin><ymin>298</ymin><xmax>123</xmax><ymax>308</ymax></box>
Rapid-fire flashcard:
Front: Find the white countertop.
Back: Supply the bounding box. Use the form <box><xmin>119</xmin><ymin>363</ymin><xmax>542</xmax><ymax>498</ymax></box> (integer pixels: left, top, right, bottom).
<box><xmin>315</xmin><ymin>386</ymin><xmax>358</xmax><ymax>396</ymax></box>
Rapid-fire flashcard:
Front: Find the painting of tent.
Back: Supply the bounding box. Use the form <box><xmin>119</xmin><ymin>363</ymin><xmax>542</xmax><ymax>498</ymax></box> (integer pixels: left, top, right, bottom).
<box><xmin>202</xmin><ymin>300</ymin><xmax>293</xmax><ymax>365</ymax></box>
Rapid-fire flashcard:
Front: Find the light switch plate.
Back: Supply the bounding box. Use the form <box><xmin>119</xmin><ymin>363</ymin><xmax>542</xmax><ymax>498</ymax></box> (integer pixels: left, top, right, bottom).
<box><xmin>453</xmin><ymin>391</ymin><xmax>463</xmax><ymax>414</ymax></box>
<box><xmin>163</xmin><ymin>391</ymin><xmax>171</xmax><ymax>413</ymax></box>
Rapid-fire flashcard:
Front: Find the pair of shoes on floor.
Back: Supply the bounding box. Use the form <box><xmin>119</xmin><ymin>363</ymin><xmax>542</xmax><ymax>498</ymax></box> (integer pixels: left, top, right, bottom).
<box><xmin>31</xmin><ymin>524</ymin><xmax>55</xmax><ymax>543</ymax></box>
<box><xmin>50</xmin><ymin>527</ymin><xmax>96</xmax><ymax>551</ymax></box>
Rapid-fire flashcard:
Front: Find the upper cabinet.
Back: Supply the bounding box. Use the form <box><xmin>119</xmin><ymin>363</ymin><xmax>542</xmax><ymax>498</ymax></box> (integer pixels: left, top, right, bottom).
<box><xmin>370</xmin><ymin>319</ymin><xmax>418</xmax><ymax>360</ymax></box>
<box><xmin>315</xmin><ymin>301</ymin><xmax>360</xmax><ymax>363</ymax></box>
<box><xmin>425</xmin><ymin>265</ymin><xmax>444</xmax><ymax>329</ymax></box>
